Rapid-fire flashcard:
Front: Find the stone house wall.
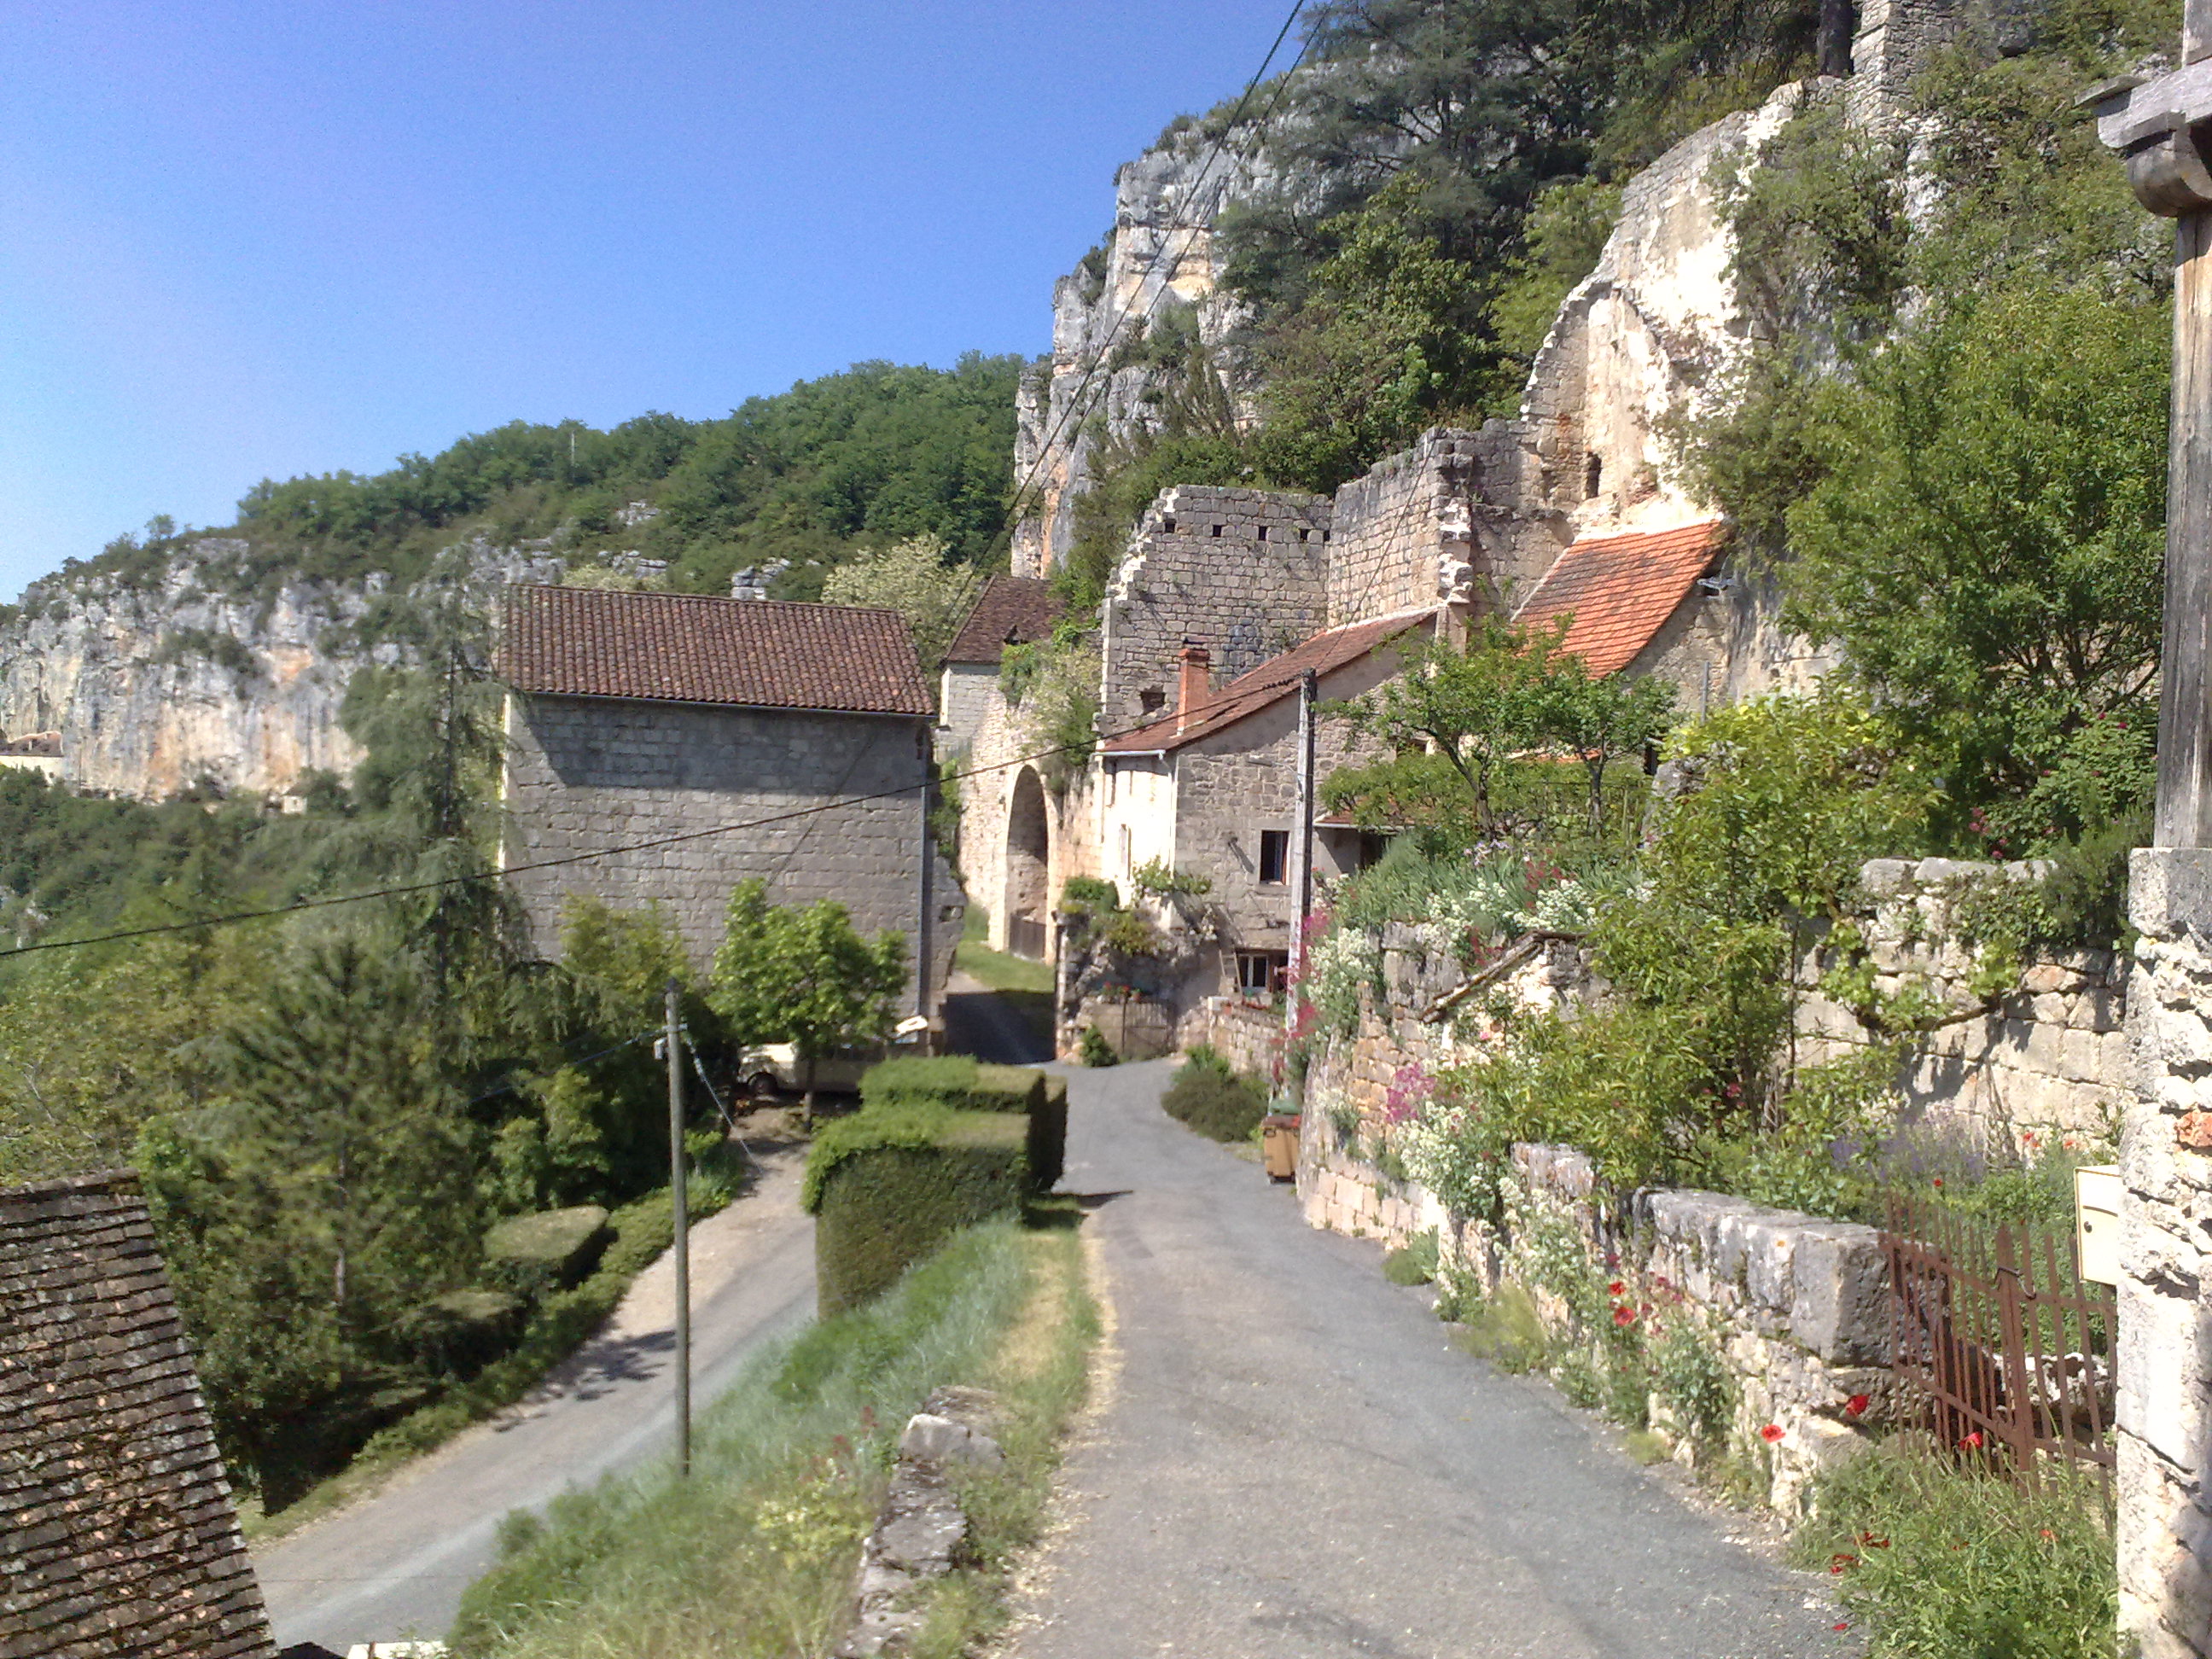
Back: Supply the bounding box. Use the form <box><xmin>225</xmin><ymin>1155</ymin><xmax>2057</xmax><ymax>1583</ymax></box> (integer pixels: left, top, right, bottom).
<box><xmin>2115</xmin><ymin>848</ymin><xmax>2212</xmax><ymax>1659</ymax></box>
<box><xmin>936</xmin><ymin>661</ymin><xmax>1000</xmax><ymax>758</ymax></box>
<box><xmin>502</xmin><ymin>691</ymin><xmax>961</xmax><ymax>1005</ymax></box>
<box><xmin>1098</xmin><ymin>486</ymin><xmax>1333</xmax><ymax>736</ymax></box>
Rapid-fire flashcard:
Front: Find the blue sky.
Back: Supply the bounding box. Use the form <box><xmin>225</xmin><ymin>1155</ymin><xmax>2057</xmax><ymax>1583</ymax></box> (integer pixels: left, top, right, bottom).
<box><xmin>0</xmin><ymin>1</ymin><xmax>1296</xmax><ymax>598</ymax></box>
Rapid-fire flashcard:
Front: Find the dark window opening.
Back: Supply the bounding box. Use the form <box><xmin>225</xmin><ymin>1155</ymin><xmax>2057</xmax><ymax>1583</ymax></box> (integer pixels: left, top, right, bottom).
<box><xmin>1139</xmin><ymin>687</ymin><xmax>1166</xmax><ymax>714</ymax></box>
<box><xmin>1258</xmin><ymin>829</ymin><xmax>1290</xmax><ymax>885</ymax></box>
<box><xmin>1211</xmin><ymin>524</ymin><xmax>1225</xmax><ymax>538</ymax></box>
<box><xmin>1298</xmin><ymin>527</ymin><xmax>1312</xmax><ymax>543</ymax></box>
<box><xmin>1161</xmin><ymin>515</ymin><xmax>1176</xmax><ymax>533</ymax></box>
<box><xmin>1256</xmin><ymin>524</ymin><xmax>1269</xmax><ymax>541</ymax></box>
<box><xmin>1236</xmin><ymin>951</ymin><xmax>1290</xmax><ymax>994</ymax></box>
<box><xmin>1585</xmin><ymin>451</ymin><xmax>1604</xmax><ymax>498</ymax></box>
<box><xmin>1320</xmin><ymin>528</ymin><xmax>1331</xmax><ymax>544</ymax></box>
<box><xmin>1357</xmin><ymin>830</ymin><xmax>1392</xmax><ymax>871</ymax></box>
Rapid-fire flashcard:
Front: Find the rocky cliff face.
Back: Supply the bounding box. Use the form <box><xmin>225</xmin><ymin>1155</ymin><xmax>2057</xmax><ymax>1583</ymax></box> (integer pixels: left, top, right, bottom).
<box><xmin>1010</xmin><ymin>125</ymin><xmax>1264</xmax><ymax>577</ymax></box>
<box><xmin>0</xmin><ymin>540</ymin><xmax>568</xmax><ymax>801</ymax></box>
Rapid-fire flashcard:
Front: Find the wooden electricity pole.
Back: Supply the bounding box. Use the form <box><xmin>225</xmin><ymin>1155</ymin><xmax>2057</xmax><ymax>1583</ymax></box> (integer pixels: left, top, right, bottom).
<box><xmin>665</xmin><ymin>980</ymin><xmax>690</xmax><ymax>1478</ymax></box>
<box><xmin>1287</xmin><ymin>668</ymin><xmax>1318</xmax><ymax>1032</ymax></box>
<box><xmin>2088</xmin><ymin>2</ymin><xmax>2212</xmax><ymax>846</ymax></box>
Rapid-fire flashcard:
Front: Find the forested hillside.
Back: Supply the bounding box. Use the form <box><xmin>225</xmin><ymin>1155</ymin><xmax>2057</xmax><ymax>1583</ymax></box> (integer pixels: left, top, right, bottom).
<box><xmin>23</xmin><ymin>352</ymin><xmax>1022</xmax><ymax>613</ymax></box>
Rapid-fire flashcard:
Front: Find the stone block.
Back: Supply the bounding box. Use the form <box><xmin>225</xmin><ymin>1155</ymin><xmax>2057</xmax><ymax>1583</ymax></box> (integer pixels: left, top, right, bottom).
<box><xmin>1785</xmin><ymin>1223</ymin><xmax>1890</xmax><ymax>1366</ymax></box>
<box><xmin>1859</xmin><ymin>858</ymin><xmax>1916</xmax><ymax>898</ymax></box>
<box><xmin>2118</xmin><ymin>1275</ymin><xmax>2212</xmax><ymax>1468</ymax></box>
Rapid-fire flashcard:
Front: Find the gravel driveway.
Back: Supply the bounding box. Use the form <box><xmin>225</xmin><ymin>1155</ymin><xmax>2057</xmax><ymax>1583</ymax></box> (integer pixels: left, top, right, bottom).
<box><xmin>1006</xmin><ymin>1058</ymin><xmax>1858</xmax><ymax>1659</ymax></box>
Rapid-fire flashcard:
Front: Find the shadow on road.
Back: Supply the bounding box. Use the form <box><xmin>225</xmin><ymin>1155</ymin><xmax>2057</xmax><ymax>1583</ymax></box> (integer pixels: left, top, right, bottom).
<box><xmin>941</xmin><ymin>981</ymin><xmax>1054</xmax><ymax>1064</ymax></box>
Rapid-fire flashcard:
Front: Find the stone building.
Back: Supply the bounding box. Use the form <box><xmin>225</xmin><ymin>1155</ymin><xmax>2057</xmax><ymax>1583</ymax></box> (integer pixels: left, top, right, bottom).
<box><xmin>1</xmin><ymin>1170</ymin><xmax>277</xmax><ymax>1658</ymax></box>
<box><xmin>497</xmin><ymin>584</ymin><xmax>961</xmax><ymax>1016</ymax></box>
<box><xmin>0</xmin><ymin>729</ymin><xmax>62</xmax><ymax>779</ymax></box>
<box><xmin>937</xmin><ymin>576</ymin><xmax>1059</xmax><ymax>758</ymax></box>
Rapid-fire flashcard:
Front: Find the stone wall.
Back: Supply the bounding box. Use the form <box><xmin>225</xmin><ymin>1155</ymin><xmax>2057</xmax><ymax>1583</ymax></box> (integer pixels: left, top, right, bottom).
<box><xmin>1099</xmin><ymin>486</ymin><xmax>1332</xmax><ymax>736</ymax></box>
<box><xmin>502</xmin><ymin>692</ymin><xmax>960</xmax><ymax>1005</ymax></box>
<box><xmin>1796</xmin><ymin>858</ymin><xmax>2130</xmax><ymax>1154</ymax></box>
<box><xmin>2116</xmin><ymin>848</ymin><xmax>2212</xmax><ymax>1659</ymax></box>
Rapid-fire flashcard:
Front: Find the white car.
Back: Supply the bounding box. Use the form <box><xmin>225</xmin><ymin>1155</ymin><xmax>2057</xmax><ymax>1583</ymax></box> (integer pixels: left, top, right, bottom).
<box><xmin>736</xmin><ymin>1042</ymin><xmax>879</xmax><ymax>1099</ymax></box>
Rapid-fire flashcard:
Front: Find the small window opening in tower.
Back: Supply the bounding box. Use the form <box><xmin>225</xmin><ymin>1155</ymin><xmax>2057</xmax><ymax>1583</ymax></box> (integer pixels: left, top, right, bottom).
<box><xmin>1211</xmin><ymin>524</ymin><xmax>1224</xmax><ymax>538</ymax></box>
<box><xmin>1256</xmin><ymin>525</ymin><xmax>1268</xmax><ymax>541</ymax></box>
<box><xmin>1585</xmin><ymin>452</ymin><xmax>1604</xmax><ymax>499</ymax></box>
<box><xmin>1161</xmin><ymin>515</ymin><xmax>1176</xmax><ymax>533</ymax></box>
<box><xmin>1298</xmin><ymin>527</ymin><xmax>1311</xmax><ymax>543</ymax></box>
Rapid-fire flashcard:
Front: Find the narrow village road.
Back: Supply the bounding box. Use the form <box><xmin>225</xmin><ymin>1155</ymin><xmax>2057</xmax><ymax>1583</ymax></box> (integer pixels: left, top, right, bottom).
<box><xmin>1009</xmin><ymin>1060</ymin><xmax>1858</xmax><ymax>1659</ymax></box>
<box><xmin>253</xmin><ymin>1144</ymin><xmax>817</xmax><ymax>1650</ymax></box>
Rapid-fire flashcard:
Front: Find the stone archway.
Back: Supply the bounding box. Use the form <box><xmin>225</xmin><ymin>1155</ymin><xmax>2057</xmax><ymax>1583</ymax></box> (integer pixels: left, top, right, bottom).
<box><xmin>1004</xmin><ymin>766</ymin><xmax>1050</xmax><ymax>961</ymax></box>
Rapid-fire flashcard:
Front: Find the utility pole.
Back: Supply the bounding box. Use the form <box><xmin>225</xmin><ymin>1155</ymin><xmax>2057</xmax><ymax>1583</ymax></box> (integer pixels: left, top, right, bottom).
<box><xmin>665</xmin><ymin>980</ymin><xmax>690</xmax><ymax>1478</ymax></box>
<box><xmin>1287</xmin><ymin>668</ymin><xmax>1317</xmax><ymax>1033</ymax></box>
<box><xmin>917</xmin><ymin>731</ymin><xmax>934</xmax><ymax>1027</ymax></box>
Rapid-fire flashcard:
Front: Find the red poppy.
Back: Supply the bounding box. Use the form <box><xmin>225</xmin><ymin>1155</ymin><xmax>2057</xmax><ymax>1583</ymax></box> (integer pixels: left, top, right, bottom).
<box><xmin>1761</xmin><ymin>1423</ymin><xmax>1784</xmax><ymax>1443</ymax></box>
<box><xmin>1613</xmin><ymin>1305</ymin><xmax>1637</xmax><ymax>1327</ymax></box>
<box><xmin>1844</xmin><ymin>1394</ymin><xmax>1870</xmax><ymax>1418</ymax></box>
<box><xmin>1858</xmin><ymin>1533</ymin><xmax>1890</xmax><ymax>1549</ymax></box>
<box><xmin>1829</xmin><ymin>1553</ymin><xmax>1856</xmax><ymax>1574</ymax></box>
<box><xmin>2039</xmin><ymin>1528</ymin><xmax>2056</xmax><ymax>1540</ymax></box>
<box><xmin>1833</xmin><ymin>1624</ymin><xmax>1851</xmax><ymax>1633</ymax></box>
<box><xmin>1933</xmin><ymin>1178</ymin><xmax>1944</xmax><ymax>1189</ymax></box>
<box><xmin>1959</xmin><ymin>1431</ymin><xmax>1983</xmax><ymax>1449</ymax></box>
<box><xmin>1608</xmin><ymin>1280</ymin><xmax>1626</xmax><ymax>1296</ymax></box>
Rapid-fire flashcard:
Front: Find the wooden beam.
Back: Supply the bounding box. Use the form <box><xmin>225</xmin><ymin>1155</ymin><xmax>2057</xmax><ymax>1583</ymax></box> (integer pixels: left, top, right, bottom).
<box><xmin>2162</xmin><ymin>208</ymin><xmax>2212</xmax><ymax>847</ymax></box>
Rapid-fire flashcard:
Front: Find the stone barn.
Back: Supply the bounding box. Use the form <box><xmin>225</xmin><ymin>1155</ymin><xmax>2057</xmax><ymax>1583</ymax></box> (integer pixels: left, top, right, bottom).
<box><xmin>497</xmin><ymin>584</ymin><xmax>962</xmax><ymax>1016</ymax></box>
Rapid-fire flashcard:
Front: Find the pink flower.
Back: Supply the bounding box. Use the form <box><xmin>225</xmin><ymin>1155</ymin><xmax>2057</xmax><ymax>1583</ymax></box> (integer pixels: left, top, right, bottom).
<box><xmin>1761</xmin><ymin>1423</ymin><xmax>1784</xmax><ymax>1444</ymax></box>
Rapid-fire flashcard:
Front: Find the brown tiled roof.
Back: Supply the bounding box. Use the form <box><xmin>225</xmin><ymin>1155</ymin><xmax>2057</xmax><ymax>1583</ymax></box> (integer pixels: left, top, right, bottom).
<box><xmin>0</xmin><ymin>731</ymin><xmax>60</xmax><ymax>757</ymax></box>
<box><xmin>1102</xmin><ymin>607</ymin><xmax>1435</xmax><ymax>755</ymax></box>
<box><xmin>944</xmin><ymin>577</ymin><xmax>1061</xmax><ymax>665</ymax></box>
<box><xmin>1</xmin><ymin>1171</ymin><xmax>277</xmax><ymax>1658</ymax></box>
<box><xmin>498</xmin><ymin>585</ymin><xmax>932</xmax><ymax>716</ymax></box>
<box><xmin>1513</xmin><ymin>520</ymin><xmax>1725</xmax><ymax>678</ymax></box>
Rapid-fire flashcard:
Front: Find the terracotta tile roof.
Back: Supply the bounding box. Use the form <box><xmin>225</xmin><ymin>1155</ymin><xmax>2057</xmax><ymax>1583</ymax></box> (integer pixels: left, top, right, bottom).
<box><xmin>1102</xmin><ymin>607</ymin><xmax>1435</xmax><ymax>755</ymax></box>
<box><xmin>944</xmin><ymin>576</ymin><xmax>1061</xmax><ymax>665</ymax></box>
<box><xmin>0</xmin><ymin>731</ymin><xmax>60</xmax><ymax>756</ymax></box>
<box><xmin>1512</xmin><ymin>519</ymin><xmax>1725</xmax><ymax>678</ymax></box>
<box><xmin>499</xmin><ymin>585</ymin><xmax>932</xmax><ymax>716</ymax></box>
<box><xmin>1</xmin><ymin>1171</ymin><xmax>277</xmax><ymax>1658</ymax></box>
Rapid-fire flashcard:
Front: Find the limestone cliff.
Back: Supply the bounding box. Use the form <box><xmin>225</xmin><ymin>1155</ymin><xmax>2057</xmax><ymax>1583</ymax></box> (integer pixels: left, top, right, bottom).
<box><xmin>1010</xmin><ymin>125</ymin><xmax>1264</xmax><ymax>577</ymax></box>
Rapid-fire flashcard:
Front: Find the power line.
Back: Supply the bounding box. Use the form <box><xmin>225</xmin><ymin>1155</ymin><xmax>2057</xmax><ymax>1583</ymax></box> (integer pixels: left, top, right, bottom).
<box><xmin>0</xmin><ymin>661</ymin><xmax>1329</xmax><ymax>963</ymax></box>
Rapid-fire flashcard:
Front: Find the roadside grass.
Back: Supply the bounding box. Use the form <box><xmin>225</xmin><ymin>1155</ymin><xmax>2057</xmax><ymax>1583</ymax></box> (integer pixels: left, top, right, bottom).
<box><xmin>447</xmin><ymin>1209</ymin><xmax>1097</xmax><ymax>1658</ymax></box>
<box><xmin>1793</xmin><ymin>1435</ymin><xmax>2116</xmax><ymax>1657</ymax></box>
<box><xmin>242</xmin><ymin>1153</ymin><xmax>748</xmax><ymax>1546</ymax></box>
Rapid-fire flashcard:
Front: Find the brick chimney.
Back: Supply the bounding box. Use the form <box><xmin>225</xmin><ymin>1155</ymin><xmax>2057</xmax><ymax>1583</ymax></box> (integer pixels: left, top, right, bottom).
<box><xmin>1176</xmin><ymin>642</ymin><xmax>1213</xmax><ymax>733</ymax></box>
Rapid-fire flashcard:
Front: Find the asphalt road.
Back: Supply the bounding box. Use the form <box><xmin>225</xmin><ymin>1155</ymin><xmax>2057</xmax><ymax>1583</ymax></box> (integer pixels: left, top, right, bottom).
<box><xmin>1008</xmin><ymin>1059</ymin><xmax>1859</xmax><ymax>1659</ymax></box>
<box><xmin>253</xmin><ymin>1144</ymin><xmax>818</xmax><ymax>1650</ymax></box>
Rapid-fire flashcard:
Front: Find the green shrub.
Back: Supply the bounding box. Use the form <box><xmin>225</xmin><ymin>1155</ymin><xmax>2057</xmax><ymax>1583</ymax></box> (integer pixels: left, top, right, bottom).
<box><xmin>482</xmin><ymin>1205</ymin><xmax>610</xmax><ymax>1295</ymax></box>
<box><xmin>1160</xmin><ymin>1053</ymin><xmax>1266</xmax><ymax>1143</ymax></box>
<box><xmin>1795</xmin><ymin>1436</ymin><xmax>2116</xmax><ymax>1657</ymax></box>
<box><xmin>1382</xmin><ymin>1229</ymin><xmax>1439</xmax><ymax>1286</ymax></box>
<box><xmin>807</xmin><ymin>1109</ymin><xmax>1029</xmax><ymax>1314</ymax></box>
<box><xmin>859</xmin><ymin>1059</ymin><xmax>1063</xmax><ymax>1192</ymax></box>
<box><xmin>1454</xmin><ymin>1283</ymin><xmax>1551</xmax><ymax>1374</ymax></box>
<box><xmin>1077</xmin><ymin>1027</ymin><xmax>1118</xmax><ymax>1068</ymax></box>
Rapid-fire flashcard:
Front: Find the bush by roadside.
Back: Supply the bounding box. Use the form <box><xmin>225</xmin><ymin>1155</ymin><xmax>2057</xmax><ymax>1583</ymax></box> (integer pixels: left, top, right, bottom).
<box><xmin>449</xmin><ymin>1214</ymin><xmax>1097</xmax><ymax>1657</ymax></box>
<box><xmin>1794</xmin><ymin>1435</ymin><xmax>2116</xmax><ymax>1657</ymax></box>
<box><xmin>1161</xmin><ymin>1048</ymin><xmax>1266</xmax><ymax>1143</ymax></box>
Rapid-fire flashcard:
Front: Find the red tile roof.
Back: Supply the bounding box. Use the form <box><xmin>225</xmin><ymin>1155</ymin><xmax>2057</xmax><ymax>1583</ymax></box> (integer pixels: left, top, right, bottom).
<box><xmin>1513</xmin><ymin>519</ymin><xmax>1725</xmax><ymax>678</ymax></box>
<box><xmin>1102</xmin><ymin>607</ymin><xmax>1435</xmax><ymax>755</ymax></box>
<box><xmin>499</xmin><ymin>585</ymin><xmax>932</xmax><ymax>716</ymax></box>
<box><xmin>944</xmin><ymin>576</ymin><xmax>1061</xmax><ymax>664</ymax></box>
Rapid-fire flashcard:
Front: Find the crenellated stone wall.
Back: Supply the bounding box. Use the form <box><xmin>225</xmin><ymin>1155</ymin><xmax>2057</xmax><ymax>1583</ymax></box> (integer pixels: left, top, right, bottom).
<box><xmin>1098</xmin><ymin>486</ymin><xmax>1332</xmax><ymax>736</ymax></box>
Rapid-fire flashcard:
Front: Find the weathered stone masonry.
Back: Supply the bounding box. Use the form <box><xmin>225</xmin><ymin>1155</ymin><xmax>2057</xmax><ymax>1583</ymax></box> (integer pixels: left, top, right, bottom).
<box><xmin>503</xmin><ymin>692</ymin><xmax>958</xmax><ymax>992</ymax></box>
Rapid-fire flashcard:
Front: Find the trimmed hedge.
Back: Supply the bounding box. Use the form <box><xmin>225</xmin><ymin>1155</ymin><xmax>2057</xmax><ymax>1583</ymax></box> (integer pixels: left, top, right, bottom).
<box><xmin>1161</xmin><ymin>1053</ymin><xmax>1267</xmax><ymax>1143</ymax></box>
<box><xmin>806</xmin><ymin>1108</ymin><xmax>1029</xmax><ymax>1314</ymax></box>
<box><xmin>484</xmin><ymin>1204</ymin><xmax>610</xmax><ymax>1295</ymax></box>
<box><xmin>859</xmin><ymin>1057</ymin><xmax>1064</xmax><ymax>1192</ymax></box>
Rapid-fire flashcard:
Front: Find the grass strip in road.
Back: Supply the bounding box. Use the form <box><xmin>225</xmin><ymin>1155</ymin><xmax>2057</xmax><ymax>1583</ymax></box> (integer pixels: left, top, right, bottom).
<box><xmin>447</xmin><ymin>1209</ymin><xmax>1097</xmax><ymax>1657</ymax></box>
<box><xmin>243</xmin><ymin>1174</ymin><xmax>737</xmax><ymax>1546</ymax></box>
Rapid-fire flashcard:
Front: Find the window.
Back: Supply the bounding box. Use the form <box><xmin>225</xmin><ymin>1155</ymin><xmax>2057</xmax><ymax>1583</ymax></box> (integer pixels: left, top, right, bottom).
<box><xmin>1235</xmin><ymin>951</ymin><xmax>1289</xmax><ymax>994</ymax></box>
<box><xmin>1256</xmin><ymin>524</ymin><xmax>1268</xmax><ymax>541</ymax></box>
<box><xmin>1161</xmin><ymin>515</ymin><xmax>1176</xmax><ymax>533</ymax></box>
<box><xmin>1357</xmin><ymin>830</ymin><xmax>1391</xmax><ymax>872</ymax></box>
<box><xmin>1258</xmin><ymin>829</ymin><xmax>1289</xmax><ymax>885</ymax></box>
<box><xmin>1210</xmin><ymin>523</ymin><xmax>1225</xmax><ymax>538</ymax></box>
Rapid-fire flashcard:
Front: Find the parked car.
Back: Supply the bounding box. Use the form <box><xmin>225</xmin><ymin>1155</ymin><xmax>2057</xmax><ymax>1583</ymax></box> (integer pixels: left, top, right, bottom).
<box><xmin>736</xmin><ymin>1043</ymin><xmax>879</xmax><ymax>1099</ymax></box>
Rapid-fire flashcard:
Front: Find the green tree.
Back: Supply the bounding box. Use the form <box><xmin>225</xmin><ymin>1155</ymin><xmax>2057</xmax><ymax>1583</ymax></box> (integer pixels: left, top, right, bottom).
<box><xmin>709</xmin><ymin>881</ymin><xmax>909</xmax><ymax>1115</ymax></box>
<box><xmin>820</xmin><ymin>533</ymin><xmax>975</xmax><ymax>670</ymax></box>
<box><xmin>1540</xmin><ymin>659</ymin><xmax>1678</xmax><ymax>835</ymax></box>
<box><xmin>1331</xmin><ymin>618</ymin><xmax>1573</xmax><ymax>836</ymax></box>
<box><xmin>1781</xmin><ymin>284</ymin><xmax>2166</xmax><ymax>850</ymax></box>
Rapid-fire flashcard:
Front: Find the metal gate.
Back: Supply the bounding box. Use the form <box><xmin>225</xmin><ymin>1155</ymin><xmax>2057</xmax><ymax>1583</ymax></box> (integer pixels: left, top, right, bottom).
<box><xmin>1882</xmin><ymin>1196</ymin><xmax>2116</xmax><ymax>1494</ymax></box>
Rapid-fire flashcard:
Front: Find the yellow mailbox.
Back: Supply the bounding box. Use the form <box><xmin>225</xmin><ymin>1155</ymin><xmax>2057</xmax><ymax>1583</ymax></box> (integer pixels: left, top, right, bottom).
<box><xmin>2075</xmin><ymin>1164</ymin><xmax>2122</xmax><ymax>1287</ymax></box>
